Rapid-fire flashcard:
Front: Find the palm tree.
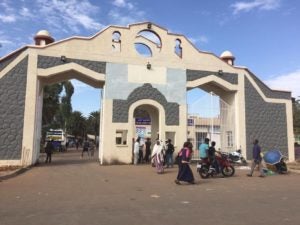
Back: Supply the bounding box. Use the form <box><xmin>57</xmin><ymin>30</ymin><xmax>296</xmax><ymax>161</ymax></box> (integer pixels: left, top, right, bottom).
<box><xmin>87</xmin><ymin>111</ymin><xmax>100</xmax><ymax>142</ymax></box>
<box><xmin>68</xmin><ymin>111</ymin><xmax>87</xmax><ymax>139</ymax></box>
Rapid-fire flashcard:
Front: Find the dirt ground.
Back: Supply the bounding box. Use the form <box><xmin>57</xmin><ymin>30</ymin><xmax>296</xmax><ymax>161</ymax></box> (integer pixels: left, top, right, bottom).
<box><xmin>0</xmin><ymin>150</ymin><xmax>300</xmax><ymax>225</ymax></box>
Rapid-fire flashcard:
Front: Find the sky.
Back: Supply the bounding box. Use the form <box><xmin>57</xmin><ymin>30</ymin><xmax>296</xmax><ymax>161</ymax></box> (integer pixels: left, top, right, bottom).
<box><xmin>0</xmin><ymin>0</ymin><xmax>300</xmax><ymax>117</ymax></box>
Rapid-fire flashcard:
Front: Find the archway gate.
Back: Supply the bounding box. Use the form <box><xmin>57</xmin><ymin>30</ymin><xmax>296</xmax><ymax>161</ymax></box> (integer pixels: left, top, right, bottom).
<box><xmin>0</xmin><ymin>22</ymin><xmax>294</xmax><ymax>166</ymax></box>
<box><xmin>187</xmin><ymin>91</ymin><xmax>236</xmax><ymax>160</ymax></box>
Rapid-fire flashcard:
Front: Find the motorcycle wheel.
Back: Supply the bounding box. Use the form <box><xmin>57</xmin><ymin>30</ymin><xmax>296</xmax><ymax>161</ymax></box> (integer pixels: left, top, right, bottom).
<box><xmin>198</xmin><ymin>165</ymin><xmax>210</xmax><ymax>179</ymax></box>
<box><xmin>221</xmin><ymin>166</ymin><xmax>235</xmax><ymax>177</ymax></box>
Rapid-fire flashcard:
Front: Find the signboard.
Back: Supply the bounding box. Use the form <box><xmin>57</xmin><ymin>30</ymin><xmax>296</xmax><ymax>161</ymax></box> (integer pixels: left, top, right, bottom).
<box><xmin>135</xmin><ymin>118</ymin><xmax>151</xmax><ymax>125</ymax></box>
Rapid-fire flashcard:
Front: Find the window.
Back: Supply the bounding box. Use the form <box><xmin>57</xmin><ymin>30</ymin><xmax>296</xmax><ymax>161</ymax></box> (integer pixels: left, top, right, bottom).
<box><xmin>134</xmin><ymin>30</ymin><xmax>162</xmax><ymax>57</ymax></box>
<box><xmin>112</xmin><ymin>31</ymin><xmax>121</xmax><ymax>52</ymax></box>
<box><xmin>175</xmin><ymin>39</ymin><xmax>182</xmax><ymax>58</ymax></box>
<box><xmin>112</xmin><ymin>31</ymin><xmax>121</xmax><ymax>42</ymax></box>
<box><xmin>226</xmin><ymin>131</ymin><xmax>233</xmax><ymax>147</ymax></box>
<box><xmin>116</xmin><ymin>130</ymin><xmax>128</xmax><ymax>145</ymax></box>
<box><xmin>134</xmin><ymin>43</ymin><xmax>152</xmax><ymax>57</ymax></box>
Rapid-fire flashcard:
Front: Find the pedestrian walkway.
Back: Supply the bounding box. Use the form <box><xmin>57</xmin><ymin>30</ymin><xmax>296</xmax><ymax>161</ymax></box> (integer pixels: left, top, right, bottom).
<box><xmin>1</xmin><ymin>151</ymin><xmax>300</xmax><ymax>225</ymax></box>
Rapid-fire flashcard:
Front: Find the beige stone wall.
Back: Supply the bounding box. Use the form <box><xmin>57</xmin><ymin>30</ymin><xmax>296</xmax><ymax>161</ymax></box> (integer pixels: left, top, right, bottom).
<box><xmin>0</xmin><ymin>22</ymin><xmax>294</xmax><ymax>166</ymax></box>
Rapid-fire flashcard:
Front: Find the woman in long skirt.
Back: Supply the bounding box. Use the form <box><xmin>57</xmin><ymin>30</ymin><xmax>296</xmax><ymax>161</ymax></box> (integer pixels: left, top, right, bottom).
<box><xmin>151</xmin><ymin>140</ymin><xmax>164</xmax><ymax>174</ymax></box>
<box><xmin>175</xmin><ymin>141</ymin><xmax>195</xmax><ymax>184</ymax></box>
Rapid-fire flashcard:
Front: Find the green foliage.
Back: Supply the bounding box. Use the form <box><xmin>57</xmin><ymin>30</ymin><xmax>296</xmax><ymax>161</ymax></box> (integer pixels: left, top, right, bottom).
<box><xmin>42</xmin><ymin>81</ymin><xmax>101</xmax><ymax>141</ymax></box>
<box><xmin>67</xmin><ymin>111</ymin><xmax>87</xmax><ymax>138</ymax></box>
<box><xmin>42</xmin><ymin>83</ymin><xmax>63</xmax><ymax>126</ymax></box>
<box><xmin>42</xmin><ymin>81</ymin><xmax>74</xmax><ymax>140</ymax></box>
<box><xmin>86</xmin><ymin>111</ymin><xmax>100</xmax><ymax>138</ymax></box>
<box><xmin>293</xmin><ymin>97</ymin><xmax>300</xmax><ymax>134</ymax></box>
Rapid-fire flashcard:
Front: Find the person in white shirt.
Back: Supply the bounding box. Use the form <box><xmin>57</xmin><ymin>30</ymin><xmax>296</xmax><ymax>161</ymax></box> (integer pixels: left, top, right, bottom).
<box><xmin>133</xmin><ymin>137</ymin><xmax>141</xmax><ymax>165</ymax></box>
<box><xmin>151</xmin><ymin>139</ymin><xmax>165</xmax><ymax>174</ymax></box>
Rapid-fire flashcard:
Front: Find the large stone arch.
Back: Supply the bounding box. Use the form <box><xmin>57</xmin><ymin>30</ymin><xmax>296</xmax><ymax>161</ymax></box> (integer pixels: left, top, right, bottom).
<box><xmin>0</xmin><ymin>21</ymin><xmax>294</xmax><ymax>166</ymax></box>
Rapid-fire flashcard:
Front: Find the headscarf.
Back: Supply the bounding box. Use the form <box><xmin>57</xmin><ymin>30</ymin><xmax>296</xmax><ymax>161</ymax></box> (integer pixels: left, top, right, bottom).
<box><xmin>151</xmin><ymin>140</ymin><xmax>164</xmax><ymax>157</ymax></box>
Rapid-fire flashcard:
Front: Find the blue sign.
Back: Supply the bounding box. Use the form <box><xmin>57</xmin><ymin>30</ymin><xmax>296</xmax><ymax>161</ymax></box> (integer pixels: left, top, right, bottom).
<box><xmin>135</xmin><ymin>118</ymin><xmax>151</xmax><ymax>125</ymax></box>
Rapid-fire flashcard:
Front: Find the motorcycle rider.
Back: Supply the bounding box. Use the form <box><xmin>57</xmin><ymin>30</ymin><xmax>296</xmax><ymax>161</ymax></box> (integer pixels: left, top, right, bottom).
<box><xmin>208</xmin><ymin>141</ymin><xmax>220</xmax><ymax>173</ymax></box>
<box><xmin>199</xmin><ymin>138</ymin><xmax>209</xmax><ymax>161</ymax></box>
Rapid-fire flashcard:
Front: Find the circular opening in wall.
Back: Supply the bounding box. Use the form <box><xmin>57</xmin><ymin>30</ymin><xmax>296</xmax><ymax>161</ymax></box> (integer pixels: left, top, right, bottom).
<box><xmin>135</xmin><ymin>43</ymin><xmax>152</xmax><ymax>57</ymax></box>
<box><xmin>137</xmin><ymin>30</ymin><xmax>161</xmax><ymax>47</ymax></box>
<box><xmin>134</xmin><ymin>30</ymin><xmax>162</xmax><ymax>57</ymax></box>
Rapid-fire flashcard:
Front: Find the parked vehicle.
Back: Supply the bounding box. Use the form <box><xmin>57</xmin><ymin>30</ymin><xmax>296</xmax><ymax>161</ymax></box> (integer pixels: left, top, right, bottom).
<box><xmin>45</xmin><ymin>129</ymin><xmax>66</xmax><ymax>152</ymax></box>
<box><xmin>197</xmin><ymin>152</ymin><xmax>235</xmax><ymax>178</ymax></box>
<box><xmin>227</xmin><ymin>149</ymin><xmax>247</xmax><ymax>165</ymax></box>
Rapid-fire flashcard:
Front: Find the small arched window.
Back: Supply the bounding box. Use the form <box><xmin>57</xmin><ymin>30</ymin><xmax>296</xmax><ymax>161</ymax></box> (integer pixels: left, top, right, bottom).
<box><xmin>175</xmin><ymin>39</ymin><xmax>182</xmax><ymax>58</ymax></box>
<box><xmin>112</xmin><ymin>31</ymin><xmax>121</xmax><ymax>52</ymax></box>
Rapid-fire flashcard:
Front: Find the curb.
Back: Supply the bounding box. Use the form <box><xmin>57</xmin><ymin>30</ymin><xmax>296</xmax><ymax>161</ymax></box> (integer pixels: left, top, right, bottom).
<box><xmin>0</xmin><ymin>166</ymin><xmax>31</xmax><ymax>181</ymax></box>
<box><xmin>289</xmin><ymin>169</ymin><xmax>300</xmax><ymax>174</ymax></box>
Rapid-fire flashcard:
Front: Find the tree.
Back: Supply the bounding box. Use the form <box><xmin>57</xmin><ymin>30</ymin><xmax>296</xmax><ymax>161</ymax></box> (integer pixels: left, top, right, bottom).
<box><xmin>59</xmin><ymin>81</ymin><xmax>74</xmax><ymax>131</ymax></box>
<box><xmin>42</xmin><ymin>83</ymin><xmax>63</xmax><ymax>141</ymax></box>
<box><xmin>42</xmin><ymin>83</ymin><xmax>63</xmax><ymax>126</ymax></box>
<box><xmin>86</xmin><ymin>111</ymin><xmax>100</xmax><ymax>141</ymax></box>
<box><xmin>68</xmin><ymin>111</ymin><xmax>87</xmax><ymax>139</ymax></box>
<box><xmin>293</xmin><ymin>97</ymin><xmax>300</xmax><ymax>135</ymax></box>
<box><xmin>41</xmin><ymin>81</ymin><xmax>74</xmax><ymax>141</ymax></box>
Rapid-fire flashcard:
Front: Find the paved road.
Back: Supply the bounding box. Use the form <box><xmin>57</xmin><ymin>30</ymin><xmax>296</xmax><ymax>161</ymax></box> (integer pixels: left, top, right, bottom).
<box><xmin>1</xmin><ymin>150</ymin><xmax>300</xmax><ymax>225</ymax></box>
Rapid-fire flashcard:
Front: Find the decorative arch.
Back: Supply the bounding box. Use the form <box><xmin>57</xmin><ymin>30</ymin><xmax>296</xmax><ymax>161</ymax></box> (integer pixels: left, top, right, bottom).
<box><xmin>37</xmin><ymin>62</ymin><xmax>105</xmax><ymax>88</ymax></box>
<box><xmin>128</xmin><ymin>99</ymin><xmax>166</xmax><ymax>129</ymax></box>
<box><xmin>113</xmin><ymin>83</ymin><xmax>179</xmax><ymax>125</ymax></box>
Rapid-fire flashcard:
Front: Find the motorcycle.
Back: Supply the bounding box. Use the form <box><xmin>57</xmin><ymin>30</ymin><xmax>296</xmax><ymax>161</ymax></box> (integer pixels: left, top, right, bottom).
<box><xmin>227</xmin><ymin>149</ymin><xmax>247</xmax><ymax>165</ymax></box>
<box><xmin>196</xmin><ymin>152</ymin><xmax>235</xmax><ymax>178</ymax></box>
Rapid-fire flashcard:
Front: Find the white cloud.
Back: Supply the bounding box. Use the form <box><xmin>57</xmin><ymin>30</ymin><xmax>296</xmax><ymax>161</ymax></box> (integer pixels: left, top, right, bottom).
<box><xmin>36</xmin><ymin>0</ymin><xmax>104</xmax><ymax>32</ymax></box>
<box><xmin>0</xmin><ymin>38</ymin><xmax>13</xmax><ymax>45</ymax></box>
<box><xmin>19</xmin><ymin>7</ymin><xmax>35</xmax><ymax>19</ymax></box>
<box><xmin>0</xmin><ymin>0</ymin><xmax>13</xmax><ymax>12</ymax></box>
<box><xmin>232</xmin><ymin>0</ymin><xmax>280</xmax><ymax>14</ymax></box>
<box><xmin>0</xmin><ymin>0</ymin><xmax>16</xmax><ymax>23</ymax></box>
<box><xmin>112</xmin><ymin>0</ymin><xmax>133</xmax><ymax>10</ymax></box>
<box><xmin>0</xmin><ymin>14</ymin><xmax>16</xmax><ymax>23</ymax></box>
<box><xmin>112</xmin><ymin>0</ymin><xmax>126</xmax><ymax>7</ymax></box>
<box><xmin>264</xmin><ymin>69</ymin><xmax>300</xmax><ymax>98</ymax></box>
<box><xmin>108</xmin><ymin>8</ymin><xmax>145</xmax><ymax>25</ymax></box>
<box><xmin>109</xmin><ymin>0</ymin><xmax>145</xmax><ymax>25</ymax></box>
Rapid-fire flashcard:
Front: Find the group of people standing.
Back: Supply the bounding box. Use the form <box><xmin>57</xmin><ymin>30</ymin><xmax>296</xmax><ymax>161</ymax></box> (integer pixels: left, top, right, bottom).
<box><xmin>133</xmin><ymin>137</ymin><xmax>152</xmax><ymax>164</ymax></box>
<box><xmin>133</xmin><ymin>138</ymin><xmax>175</xmax><ymax>169</ymax></box>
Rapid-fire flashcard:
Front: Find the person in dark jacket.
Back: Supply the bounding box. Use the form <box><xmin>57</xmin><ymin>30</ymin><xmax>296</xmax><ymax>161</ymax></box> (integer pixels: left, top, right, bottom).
<box><xmin>165</xmin><ymin>139</ymin><xmax>175</xmax><ymax>168</ymax></box>
<box><xmin>82</xmin><ymin>139</ymin><xmax>90</xmax><ymax>158</ymax></box>
<box><xmin>45</xmin><ymin>140</ymin><xmax>54</xmax><ymax>163</ymax></box>
<box><xmin>247</xmin><ymin>139</ymin><xmax>265</xmax><ymax>177</ymax></box>
<box><xmin>144</xmin><ymin>138</ymin><xmax>152</xmax><ymax>163</ymax></box>
<box><xmin>208</xmin><ymin>141</ymin><xmax>220</xmax><ymax>173</ymax></box>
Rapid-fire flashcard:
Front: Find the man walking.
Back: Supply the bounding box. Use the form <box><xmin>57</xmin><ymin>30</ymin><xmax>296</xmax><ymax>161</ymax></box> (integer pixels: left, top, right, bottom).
<box><xmin>45</xmin><ymin>140</ymin><xmax>54</xmax><ymax>163</ymax></box>
<box><xmin>247</xmin><ymin>139</ymin><xmax>265</xmax><ymax>177</ymax></box>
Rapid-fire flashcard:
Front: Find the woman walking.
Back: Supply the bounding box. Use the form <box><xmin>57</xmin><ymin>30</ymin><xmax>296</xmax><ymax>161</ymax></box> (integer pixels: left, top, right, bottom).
<box><xmin>151</xmin><ymin>139</ymin><xmax>164</xmax><ymax>174</ymax></box>
<box><xmin>175</xmin><ymin>141</ymin><xmax>195</xmax><ymax>184</ymax></box>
